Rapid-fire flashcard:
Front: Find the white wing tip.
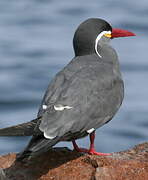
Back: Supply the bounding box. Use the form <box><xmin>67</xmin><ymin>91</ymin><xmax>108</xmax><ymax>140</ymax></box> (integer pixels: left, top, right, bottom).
<box><xmin>87</xmin><ymin>128</ymin><xmax>95</xmax><ymax>134</ymax></box>
<box><xmin>44</xmin><ymin>132</ymin><xmax>56</xmax><ymax>139</ymax></box>
<box><xmin>65</xmin><ymin>106</ymin><xmax>73</xmax><ymax>109</ymax></box>
<box><xmin>42</xmin><ymin>105</ymin><xmax>47</xmax><ymax>110</ymax></box>
<box><xmin>54</xmin><ymin>105</ymin><xmax>73</xmax><ymax>111</ymax></box>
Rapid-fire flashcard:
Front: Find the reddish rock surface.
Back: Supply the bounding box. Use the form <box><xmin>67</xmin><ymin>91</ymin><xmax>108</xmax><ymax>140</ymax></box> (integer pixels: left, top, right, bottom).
<box><xmin>0</xmin><ymin>142</ymin><xmax>148</xmax><ymax>180</ymax></box>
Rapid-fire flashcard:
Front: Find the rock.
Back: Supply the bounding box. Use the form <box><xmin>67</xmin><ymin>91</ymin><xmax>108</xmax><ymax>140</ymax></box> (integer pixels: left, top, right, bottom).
<box><xmin>0</xmin><ymin>143</ymin><xmax>148</xmax><ymax>180</ymax></box>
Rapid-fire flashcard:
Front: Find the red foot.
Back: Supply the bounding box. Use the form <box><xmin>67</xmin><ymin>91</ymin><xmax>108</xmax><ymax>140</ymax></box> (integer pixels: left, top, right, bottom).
<box><xmin>73</xmin><ymin>145</ymin><xmax>111</xmax><ymax>156</ymax></box>
<box><xmin>72</xmin><ymin>131</ymin><xmax>111</xmax><ymax>156</ymax></box>
<box><xmin>88</xmin><ymin>149</ymin><xmax>111</xmax><ymax>156</ymax></box>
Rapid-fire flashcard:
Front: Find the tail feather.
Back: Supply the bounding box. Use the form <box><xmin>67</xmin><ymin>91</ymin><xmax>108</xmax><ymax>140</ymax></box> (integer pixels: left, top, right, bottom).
<box><xmin>0</xmin><ymin>119</ymin><xmax>38</xmax><ymax>136</ymax></box>
<box><xmin>17</xmin><ymin>136</ymin><xmax>60</xmax><ymax>161</ymax></box>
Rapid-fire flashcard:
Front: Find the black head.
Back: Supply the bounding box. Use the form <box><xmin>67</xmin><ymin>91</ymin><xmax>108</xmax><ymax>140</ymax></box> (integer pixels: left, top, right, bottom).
<box><xmin>73</xmin><ymin>18</ymin><xmax>112</xmax><ymax>56</ymax></box>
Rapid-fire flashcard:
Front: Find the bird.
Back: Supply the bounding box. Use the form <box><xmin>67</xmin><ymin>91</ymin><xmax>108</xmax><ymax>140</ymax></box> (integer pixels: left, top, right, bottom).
<box><xmin>0</xmin><ymin>18</ymin><xmax>135</xmax><ymax>160</ymax></box>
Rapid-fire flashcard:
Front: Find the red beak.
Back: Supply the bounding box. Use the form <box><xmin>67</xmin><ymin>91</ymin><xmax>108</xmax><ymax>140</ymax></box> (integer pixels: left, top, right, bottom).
<box><xmin>111</xmin><ymin>28</ymin><xmax>136</xmax><ymax>38</ymax></box>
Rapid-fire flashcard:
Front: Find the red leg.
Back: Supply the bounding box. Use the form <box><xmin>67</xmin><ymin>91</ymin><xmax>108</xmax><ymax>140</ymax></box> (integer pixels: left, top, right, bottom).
<box><xmin>72</xmin><ymin>132</ymin><xmax>111</xmax><ymax>156</ymax></box>
<box><xmin>88</xmin><ymin>131</ymin><xmax>111</xmax><ymax>156</ymax></box>
<box><xmin>72</xmin><ymin>140</ymin><xmax>88</xmax><ymax>153</ymax></box>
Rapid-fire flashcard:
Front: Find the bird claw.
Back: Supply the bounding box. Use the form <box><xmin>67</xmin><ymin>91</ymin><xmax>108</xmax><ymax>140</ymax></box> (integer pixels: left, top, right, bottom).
<box><xmin>88</xmin><ymin>150</ymin><xmax>111</xmax><ymax>156</ymax></box>
<box><xmin>74</xmin><ymin>147</ymin><xmax>111</xmax><ymax>156</ymax></box>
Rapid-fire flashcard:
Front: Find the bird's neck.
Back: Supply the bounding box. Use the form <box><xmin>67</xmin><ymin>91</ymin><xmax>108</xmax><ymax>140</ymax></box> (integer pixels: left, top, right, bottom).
<box><xmin>97</xmin><ymin>38</ymin><xmax>118</xmax><ymax>64</ymax></box>
<box><xmin>96</xmin><ymin>38</ymin><xmax>122</xmax><ymax>78</ymax></box>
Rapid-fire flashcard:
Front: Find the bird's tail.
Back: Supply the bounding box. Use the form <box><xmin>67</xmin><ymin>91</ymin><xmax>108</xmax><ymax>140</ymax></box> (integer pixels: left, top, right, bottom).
<box><xmin>0</xmin><ymin>118</ymin><xmax>38</xmax><ymax>136</ymax></box>
<box><xmin>17</xmin><ymin>135</ymin><xmax>61</xmax><ymax>161</ymax></box>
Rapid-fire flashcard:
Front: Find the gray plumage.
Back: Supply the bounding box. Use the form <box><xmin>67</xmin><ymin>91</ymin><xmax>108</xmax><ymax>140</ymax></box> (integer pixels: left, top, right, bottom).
<box><xmin>18</xmin><ymin>38</ymin><xmax>123</xmax><ymax>159</ymax></box>
<box><xmin>0</xmin><ymin>18</ymin><xmax>125</xmax><ymax>160</ymax></box>
<box><xmin>0</xmin><ymin>119</ymin><xmax>37</xmax><ymax>136</ymax></box>
<box><xmin>38</xmin><ymin>52</ymin><xmax>123</xmax><ymax>139</ymax></box>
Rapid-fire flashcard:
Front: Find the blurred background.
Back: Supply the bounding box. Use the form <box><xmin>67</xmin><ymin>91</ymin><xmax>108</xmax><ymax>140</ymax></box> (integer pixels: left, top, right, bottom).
<box><xmin>0</xmin><ymin>0</ymin><xmax>147</xmax><ymax>155</ymax></box>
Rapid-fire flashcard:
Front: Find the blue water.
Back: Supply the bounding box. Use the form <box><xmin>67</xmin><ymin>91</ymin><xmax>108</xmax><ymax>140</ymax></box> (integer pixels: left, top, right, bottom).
<box><xmin>0</xmin><ymin>0</ymin><xmax>147</xmax><ymax>155</ymax></box>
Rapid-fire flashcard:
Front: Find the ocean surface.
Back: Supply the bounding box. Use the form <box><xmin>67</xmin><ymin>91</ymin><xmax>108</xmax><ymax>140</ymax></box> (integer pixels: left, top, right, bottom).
<box><xmin>0</xmin><ymin>0</ymin><xmax>148</xmax><ymax>155</ymax></box>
